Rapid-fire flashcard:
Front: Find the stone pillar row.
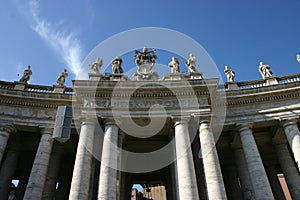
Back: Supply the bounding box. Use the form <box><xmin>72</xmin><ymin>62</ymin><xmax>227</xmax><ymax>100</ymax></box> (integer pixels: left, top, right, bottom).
<box><xmin>14</xmin><ymin>117</ymin><xmax>298</xmax><ymax>199</ymax></box>
<box><xmin>68</xmin><ymin>117</ymin><xmax>119</xmax><ymax>200</ymax></box>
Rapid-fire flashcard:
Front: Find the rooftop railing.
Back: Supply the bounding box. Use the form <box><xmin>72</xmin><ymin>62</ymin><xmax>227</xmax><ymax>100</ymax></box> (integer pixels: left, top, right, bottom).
<box><xmin>0</xmin><ymin>72</ymin><xmax>299</xmax><ymax>94</ymax></box>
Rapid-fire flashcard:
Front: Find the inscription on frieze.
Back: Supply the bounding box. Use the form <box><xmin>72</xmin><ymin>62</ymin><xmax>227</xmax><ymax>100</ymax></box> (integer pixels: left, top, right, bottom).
<box><xmin>92</xmin><ymin>98</ymin><xmax>208</xmax><ymax>109</ymax></box>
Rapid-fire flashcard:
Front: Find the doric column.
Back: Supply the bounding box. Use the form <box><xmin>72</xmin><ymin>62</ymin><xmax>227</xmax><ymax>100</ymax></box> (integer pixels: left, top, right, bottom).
<box><xmin>42</xmin><ymin>144</ymin><xmax>63</xmax><ymax>199</ymax></box>
<box><xmin>23</xmin><ymin>127</ymin><xmax>54</xmax><ymax>200</ymax></box>
<box><xmin>0</xmin><ymin>140</ymin><xmax>20</xmax><ymax>200</ymax></box>
<box><xmin>281</xmin><ymin>119</ymin><xmax>300</xmax><ymax>171</ymax></box>
<box><xmin>236</xmin><ymin>124</ymin><xmax>274</xmax><ymax>199</ymax></box>
<box><xmin>273</xmin><ymin>140</ymin><xmax>300</xmax><ymax>198</ymax></box>
<box><xmin>231</xmin><ymin>144</ymin><xmax>254</xmax><ymax>200</ymax></box>
<box><xmin>173</xmin><ymin>117</ymin><xmax>199</xmax><ymax>200</ymax></box>
<box><xmin>98</xmin><ymin>118</ymin><xmax>118</xmax><ymax>200</ymax></box>
<box><xmin>69</xmin><ymin>118</ymin><xmax>96</xmax><ymax>199</ymax></box>
<box><xmin>199</xmin><ymin>120</ymin><xmax>227</xmax><ymax>200</ymax></box>
<box><xmin>0</xmin><ymin>125</ymin><xmax>16</xmax><ymax>164</ymax></box>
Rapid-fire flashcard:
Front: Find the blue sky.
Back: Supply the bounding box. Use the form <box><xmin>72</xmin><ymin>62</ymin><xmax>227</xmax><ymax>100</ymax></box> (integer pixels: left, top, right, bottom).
<box><xmin>2</xmin><ymin>0</ymin><xmax>300</xmax><ymax>192</ymax></box>
<box><xmin>1</xmin><ymin>0</ymin><xmax>300</xmax><ymax>87</ymax></box>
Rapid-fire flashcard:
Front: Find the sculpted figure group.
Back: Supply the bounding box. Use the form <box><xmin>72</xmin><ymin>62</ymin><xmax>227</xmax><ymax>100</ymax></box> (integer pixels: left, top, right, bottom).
<box><xmin>17</xmin><ymin>50</ymin><xmax>300</xmax><ymax>84</ymax></box>
<box><xmin>18</xmin><ymin>66</ymin><xmax>69</xmax><ymax>86</ymax></box>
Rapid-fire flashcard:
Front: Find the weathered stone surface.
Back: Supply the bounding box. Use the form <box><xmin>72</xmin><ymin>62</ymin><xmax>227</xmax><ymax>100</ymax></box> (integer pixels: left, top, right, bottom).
<box><xmin>98</xmin><ymin>119</ymin><xmax>118</xmax><ymax>200</ymax></box>
<box><xmin>232</xmin><ymin>145</ymin><xmax>254</xmax><ymax>200</ymax></box>
<box><xmin>69</xmin><ymin>120</ymin><xmax>95</xmax><ymax>199</ymax></box>
<box><xmin>23</xmin><ymin>128</ymin><xmax>54</xmax><ymax>200</ymax></box>
<box><xmin>274</xmin><ymin>141</ymin><xmax>300</xmax><ymax>198</ymax></box>
<box><xmin>174</xmin><ymin>118</ymin><xmax>199</xmax><ymax>200</ymax></box>
<box><xmin>199</xmin><ymin>121</ymin><xmax>227</xmax><ymax>200</ymax></box>
<box><xmin>237</xmin><ymin>124</ymin><xmax>274</xmax><ymax>200</ymax></box>
<box><xmin>281</xmin><ymin>119</ymin><xmax>300</xmax><ymax>172</ymax></box>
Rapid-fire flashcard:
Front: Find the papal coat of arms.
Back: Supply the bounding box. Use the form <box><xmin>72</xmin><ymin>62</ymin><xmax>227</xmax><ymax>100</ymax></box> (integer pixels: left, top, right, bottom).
<box><xmin>132</xmin><ymin>47</ymin><xmax>159</xmax><ymax>80</ymax></box>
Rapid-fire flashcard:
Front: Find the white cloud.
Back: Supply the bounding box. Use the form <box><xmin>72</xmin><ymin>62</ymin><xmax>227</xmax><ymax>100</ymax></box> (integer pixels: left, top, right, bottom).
<box><xmin>28</xmin><ymin>0</ymin><xmax>82</xmax><ymax>76</ymax></box>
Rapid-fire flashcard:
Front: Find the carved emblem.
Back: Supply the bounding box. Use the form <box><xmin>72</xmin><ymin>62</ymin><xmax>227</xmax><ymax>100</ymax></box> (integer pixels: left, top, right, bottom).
<box><xmin>133</xmin><ymin>47</ymin><xmax>159</xmax><ymax>80</ymax></box>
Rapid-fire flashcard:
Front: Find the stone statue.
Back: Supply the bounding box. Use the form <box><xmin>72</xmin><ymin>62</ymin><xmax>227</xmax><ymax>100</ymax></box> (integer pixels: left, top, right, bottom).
<box><xmin>169</xmin><ymin>57</ymin><xmax>180</xmax><ymax>73</ymax></box>
<box><xmin>297</xmin><ymin>54</ymin><xmax>300</xmax><ymax>63</ymax></box>
<box><xmin>56</xmin><ymin>69</ymin><xmax>68</xmax><ymax>86</ymax></box>
<box><xmin>112</xmin><ymin>56</ymin><xmax>124</xmax><ymax>74</ymax></box>
<box><xmin>258</xmin><ymin>62</ymin><xmax>273</xmax><ymax>79</ymax></box>
<box><xmin>224</xmin><ymin>66</ymin><xmax>235</xmax><ymax>82</ymax></box>
<box><xmin>19</xmin><ymin>65</ymin><xmax>32</xmax><ymax>83</ymax></box>
<box><xmin>89</xmin><ymin>57</ymin><xmax>103</xmax><ymax>74</ymax></box>
<box><xmin>185</xmin><ymin>54</ymin><xmax>197</xmax><ymax>73</ymax></box>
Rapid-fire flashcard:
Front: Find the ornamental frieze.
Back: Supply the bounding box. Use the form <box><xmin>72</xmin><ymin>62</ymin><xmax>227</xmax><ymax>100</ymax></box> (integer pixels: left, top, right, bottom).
<box><xmin>84</xmin><ymin>98</ymin><xmax>208</xmax><ymax>109</ymax></box>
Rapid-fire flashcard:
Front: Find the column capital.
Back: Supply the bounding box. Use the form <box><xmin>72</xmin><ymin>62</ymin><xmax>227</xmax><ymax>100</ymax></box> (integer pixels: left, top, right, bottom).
<box><xmin>171</xmin><ymin>116</ymin><xmax>190</xmax><ymax>126</ymax></box>
<box><xmin>39</xmin><ymin>127</ymin><xmax>53</xmax><ymax>135</ymax></box>
<box><xmin>193</xmin><ymin>115</ymin><xmax>211</xmax><ymax>124</ymax></box>
<box><xmin>80</xmin><ymin>116</ymin><xmax>98</xmax><ymax>126</ymax></box>
<box><xmin>236</xmin><ymin>123</ymin><xmax>253</xmax><ymax>133</ymax></box>
<box><xmin>102</xmin><ymin>118</ymin><xmax>117</xmax><ymax>126</ymax></box>
<box><xmin>280</xmin><ymin>118</ymin><xmax>298</xmax><ymax>129</ymax></box>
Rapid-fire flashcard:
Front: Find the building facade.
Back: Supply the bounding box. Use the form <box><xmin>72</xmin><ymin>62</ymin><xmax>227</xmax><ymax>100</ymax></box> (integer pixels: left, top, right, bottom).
<box><xmin>0</xmin><ymin>52</ymin><xmax>300</xmax><ymax>200</ymax></box>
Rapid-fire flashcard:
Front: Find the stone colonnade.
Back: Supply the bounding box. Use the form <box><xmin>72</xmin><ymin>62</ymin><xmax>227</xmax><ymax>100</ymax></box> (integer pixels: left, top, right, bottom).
<box><xmin>0</xmin><ymin>117</ymin><xmax>299</xmax><ymax>199</ymax></box>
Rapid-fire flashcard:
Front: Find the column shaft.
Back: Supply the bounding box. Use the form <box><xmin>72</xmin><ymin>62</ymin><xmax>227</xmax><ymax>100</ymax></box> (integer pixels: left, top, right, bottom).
<box><xmin>199</xmin><ymin>121</ymin><xmax>227</xmax><ymax>200</ymax></box>
<box><xmin>174</xmin><ymin>119</ymin><xmax>199</xmax><ymax>200</ymax></box>
<box><xmin>282</xmin><ymin>119</ymin><xmax>300</xmax><ymax>171</ymax></box>
<box><xmin>232</xmin><ymin>147</ymin><xmax>254</xmax><ymax>200</ymax></box>
<box><xmin>237</xmin><ymin>124</ymin><xmax>274</xmax><ymax>199</ymax></box>
<box><xmin>98</xmin><ymin>120</ymin><xmax>118</xmax><ymax>200</ymax></box>
<box><xmin>0</xmin><ymin>146</ymin><xmax>20</xmax><ymax>199</ymax></box>
<box><xmin>42</xmin><ymin>145</ymin><xmax>63</xmax><ymax>199</ymax></box>
<box><xmin>0</xmin><ymin>125</ymin><xmax>15</xmax><ymax>165</ymax></box>
<box><xmin>275</xmin><ymin>142</ymin><xmax>300</xmax><ymax>198</ymax></box>
<box><xmin>23</xmin><ymin>128</ymin><xmax>54</xmax><ymax>200</ymax></box>
<box><xmin>69</xmin><ymin>120</ymin><xmax>95</xmax><ymax>199</ymax></box>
